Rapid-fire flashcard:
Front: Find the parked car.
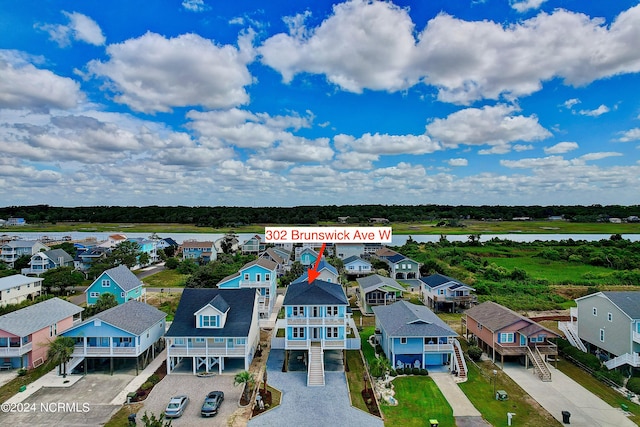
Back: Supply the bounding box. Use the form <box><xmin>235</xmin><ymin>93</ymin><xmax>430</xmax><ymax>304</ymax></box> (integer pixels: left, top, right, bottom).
<box><xmin>164</xmin><ymin>395</ymin><xmax>189</xmax><ymax>418</ymax></box>
<box><xmin>201</xmin><ymin>391</ymin><xmax>224</xmax><ymax>417</ymax></box>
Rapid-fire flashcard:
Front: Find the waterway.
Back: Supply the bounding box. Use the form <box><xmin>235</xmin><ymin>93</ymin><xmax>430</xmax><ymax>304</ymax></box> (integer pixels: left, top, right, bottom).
<box><xmin>5</xmin><ymin>231</ymin><xmax>640</xmax><ymax>245</ymax></box>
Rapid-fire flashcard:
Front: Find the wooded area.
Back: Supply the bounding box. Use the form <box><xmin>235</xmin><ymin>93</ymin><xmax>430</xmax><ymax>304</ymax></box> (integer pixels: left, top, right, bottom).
<box><xmin>1</xmin><ymin>204</ymin><xmax>638</xmax><ymax>227</ymax></box>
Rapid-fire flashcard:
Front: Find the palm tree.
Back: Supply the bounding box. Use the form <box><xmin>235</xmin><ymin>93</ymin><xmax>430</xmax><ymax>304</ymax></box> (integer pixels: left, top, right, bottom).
<box><xmin>369</xmin><ymin>357</ymin><xmax>392</xmax><ymax>378</ymax></box>
<box><xmin>47</xmin><ymin>336</ymin><xmax>75</xmax><ymax>377</ymax></box>
<box><xmin>234</xmin><ymin>370</ymin><xmax>255</xmax><ymax>402</ymax></box>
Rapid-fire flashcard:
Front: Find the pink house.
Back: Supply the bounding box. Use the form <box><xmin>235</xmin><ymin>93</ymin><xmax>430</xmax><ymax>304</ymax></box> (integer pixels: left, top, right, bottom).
<box><xmin>0</xmin><ymin>298</ymin><xmax>83</xmax><ymax>370</ymax></box>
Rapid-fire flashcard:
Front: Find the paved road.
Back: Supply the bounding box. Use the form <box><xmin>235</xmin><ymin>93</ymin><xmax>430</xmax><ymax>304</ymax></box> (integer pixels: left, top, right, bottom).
<box><xmin>502</xmin><ymin>363</ymin><xmax>636</xmax><ymax>427</ymax></box>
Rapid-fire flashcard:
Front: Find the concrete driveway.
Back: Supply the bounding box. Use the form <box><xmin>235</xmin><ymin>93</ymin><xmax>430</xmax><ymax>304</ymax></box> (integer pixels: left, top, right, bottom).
<box><xmin>248</xmin><ymin>349</ymin><xmax>383</xmax><ymax>427</ymax></box>
<box><xmin>139</xmin><ymin>373</ymin><xmax>242</xmax><ymax>426</ymax></box>
<box><xmin>0</xmin><ymin>373</ymin><xmax>133</xmax><ymax>426</ymax></box>
<box><xmin>502</xmin><ymin>363</ymin><xmax>636</xmax><ymax>427</ymax></box>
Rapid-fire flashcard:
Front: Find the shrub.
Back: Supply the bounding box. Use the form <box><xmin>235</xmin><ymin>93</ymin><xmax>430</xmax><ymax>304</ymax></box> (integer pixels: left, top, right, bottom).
<box><xmin>141</xmin><ymin>381</ymin><xmax>154</xmax><ymax>391</ymax></box>
<box><xmin>148</xmin><ymin>374</ymin><xmax>160</xmax><ymax>384</ymax></box>
<box><xmin>467</xmin><ymin>346</ymin><xmax>483</xmax><ymax>361</ymax></box>
<box><xmin>395</xmin><ymin>367</ymin><xmax>404</xmax><ymax>375</ymax></box>
<box><xmin>412</xmin><ymin>368</ymin><xmax>420</xmax><ymax>375</ymax></box>
<box><xmin>375</xmin><ymin>344</ymin><xmax>383</xmax><ymax>355</ymax></box>
<box><xmin>17</xmin><ymin>368</ymin><xmax>27</xmax><ymax>376</ymax></box>
<box><xmin>389</xmin><ymin>369</ymin><xmax>397</xmax><ymax>377</ymax></box>
<box><xmin>419</xmin><ymin>369</ymin><xmax>428</xmax><ymax>376</ymax></box>
<box><xmin>627</xmin><ymin>377</ymin><xmax>640</xmax><ymax>394</ymax></box>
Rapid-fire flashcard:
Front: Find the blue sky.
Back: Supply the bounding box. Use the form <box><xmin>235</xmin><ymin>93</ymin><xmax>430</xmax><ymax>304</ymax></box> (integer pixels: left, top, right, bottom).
<box><xmin>1</xmin><ymin>0</ymin><xmax>639</xmax><ymax>207</ymax></box>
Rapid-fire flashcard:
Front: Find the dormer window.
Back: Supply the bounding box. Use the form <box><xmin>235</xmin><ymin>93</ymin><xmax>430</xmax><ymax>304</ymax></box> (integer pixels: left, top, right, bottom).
<box><xmin>102</xmin><ymin>279</ymin><xmax>110</xmax><ymax>287</ymax></box>
<box><xmin>200</xmin><ymin>315</ymin><xmax>220</xmax><ymax>328</ymax></box>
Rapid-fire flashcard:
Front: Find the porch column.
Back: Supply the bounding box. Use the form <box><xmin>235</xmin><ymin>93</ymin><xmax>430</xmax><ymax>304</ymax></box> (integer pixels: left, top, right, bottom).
<box><xmin>192</xmin><ymin>357</ymin><xmax>196</xmax><ymax>374</ymax></box>
<box><xmin>84</xmin><ymin>337</ymin><xmax>87</xmax><ymax>355</ymax></box>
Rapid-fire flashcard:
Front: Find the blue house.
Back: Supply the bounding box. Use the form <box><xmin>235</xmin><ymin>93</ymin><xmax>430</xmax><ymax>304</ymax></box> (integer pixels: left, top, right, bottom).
<box><xmin>343</xmin><ymin>255</ymin><xmax>372</xmax><ymax>277</ymax></box>
<box><xmin>291</xmin><ymin>260</ymin><xmax>339</xmax><ymax>284</ymax></box>
<box><xmin>297</xmin><ymin>247</ymin><xmax>319</xmax><ymax>266</ymax></box>
<box><xmin>373</xmin><ymin>301</ymin><xmax>465</xmax><ymax>377</ymax></box>
<box><xmin>61</xmin><ymin>300</ymin><xmax>166</xmax><ymax>375</ymax></box>
<box><xmin>22</xmin><ymin>249</ymin><xmax>74</xmax><ymax>276</ymax></box>
<box><xmin>217</xmin><ymin>258</ymin><xmax>277</xmax><ymax>323</ymax></box>
<box><xmin>128</xmin><ymin>237</ymin><xmax>158</xmax><ymax>264</ymax></box>
<box><xmin>357</xmin><ymin>274</ymin><xmax>405</xmax><ymax>314</ymax></box>
<box><xmin>165</xmin><ymin>288</ymin><xmax>260</xmax><ymax>374</ymax></box>
<box><xmin>85</xmin><ymin>265</ymin><xmax>145</xmax><ymax>306</ymax></box>
<box><xmin>276</xmin><ymin>279</ymin><xmax>360</xmax><ymax>386</ymax></box>
<box><xmin>420</xmin><ymin>273</ymin><xmax>476</xmax><ymax>313</ymax></box>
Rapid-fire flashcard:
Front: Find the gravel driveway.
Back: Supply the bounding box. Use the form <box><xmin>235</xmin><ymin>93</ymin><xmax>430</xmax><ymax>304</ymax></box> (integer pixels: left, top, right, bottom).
<box><xmin>138</xmin><ymin>373</ymin><xmax>242</xmax><ymax>426</ymax></box>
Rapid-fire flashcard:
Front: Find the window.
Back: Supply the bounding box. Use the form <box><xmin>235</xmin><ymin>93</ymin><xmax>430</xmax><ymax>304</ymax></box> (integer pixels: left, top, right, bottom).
<box><xmin>292</xmin><ymin>327</ymin><xmax>305</xmax><ymax>338</ymax></box>
<box><xmin>292</xmin><ymin>306</ymin><xmax>304</xmax><ymax>317</ymax></box>
<box><xmin>195</xmin><ymin>338</ymin><xmax>204</xmax><ymax>343</ymax></box>
<box><xmin>102</xmin><ymin>279</ymin><xmax>110</xmax><ymax>287</ymax></box>
<box><xmin>327</xmin><ymin>306</ymin><xmax>338</xmax><ymax>316</ymax></box>
<box><xmin>593</xmin><ymin>307</ymin><xmax>597</xmax><ymax>316</ymax></box>
<box><xmin>599</xmin><ymin>329</ymin><xmax>605</xmax><ymax>342</ymax></box>
<box><xmin>214</xmin><ymin>338</ymin><xmax>224</xmax><ymax>343</ymax></box>
<box><xmin>400</xmin><ymin>337</ymin><xmax>407</xmax><ymax>344</ymax></box>
<box><xmin>175</xmin><ymin>338</ymin><xmax>185</xmax><ymax>345</ymax></box>
<box><xmin>265</xmin><ymin>273</ymin><xmax>270</xmax><ymax>281</ymax></box>
<box><xmin>499</xmin><ymin>332</ymin><xmax>515</xmax><ymax>343</ymax></box>
<box><xmin>236</xmin><ymin>338</ymin><xmax>246</xmax><ymax>345</ymax></box>
<box><xmin>256</xmin><ymin>273</ymin><xmax>261</xmax><ymax>282</ymax></box>
<box><xmin>607</xmin><ymin>312</ymin><xmax>612</xmax><ymax>322</ymax></box>
<box><xmin>243</xmin><ymin>273</ymin><xmax>250</xmax><ymax>281</ymax></box>
<box><xmin>327</xmin><ymin>327</ymin><xmax>338</xmax><ymax>338</ymax></box>
<box><xmin>121</xmin><ymin>292</ymin><xmax>125</xmax><ymax>298</ymax></box>
<box><xmin>200</xmin><ymin>315</ymin><xmax>219</xmax><ymax>328</ymax></box>
<box><xmin>90</xmin><ymin>292</ymin><xmax>100</xmax><ymax>298</ymax></box>
<box><xmin>477</xmin><ymin>322</ymin><xmax>483</xmax><ymax>330</ymax></box>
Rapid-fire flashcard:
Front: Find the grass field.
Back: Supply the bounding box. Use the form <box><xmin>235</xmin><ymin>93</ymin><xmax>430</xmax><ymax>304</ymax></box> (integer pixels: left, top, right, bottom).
<box><xmin>10</xmin><ymin>220</ymin><xmax>639</xmax><ymax>235</ymax></box>
<box><xmin>381</xmin><ymin>376</ymin><xmax>454</xmax><ymax>427</ymax></box>
<box><xmin>141</xmin><ymin>269</ymin><xmax>188</xmax><ymax>287</ymax></box>
<box><xmin>459</xmin><ymin>360</ymin><xmax>561</xmax><ymax>427</ymax></box>
<box><xmin>345</xmin><ymin>350</ymin><xmax>370</xmax><ymax>414</ymax></box>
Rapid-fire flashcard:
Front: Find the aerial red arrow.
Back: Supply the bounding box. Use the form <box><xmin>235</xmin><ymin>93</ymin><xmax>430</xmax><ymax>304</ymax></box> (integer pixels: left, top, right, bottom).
<box><xmin>307</xmin><ymin>243</ymin><xmax>326</xmax><ymax>285</ymax></box>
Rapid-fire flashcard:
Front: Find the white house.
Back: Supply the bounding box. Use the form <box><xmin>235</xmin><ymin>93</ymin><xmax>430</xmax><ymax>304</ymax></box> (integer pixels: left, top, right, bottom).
<box><xmin>0</xmin><ymin>275</ymin><xmax>43</xmax><ymax>307</ymax></box>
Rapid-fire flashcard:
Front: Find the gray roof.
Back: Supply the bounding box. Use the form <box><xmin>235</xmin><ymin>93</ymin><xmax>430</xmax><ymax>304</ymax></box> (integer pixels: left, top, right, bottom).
<box><xmin>601</xmin><ymin>292</ymin><xmax>640</xmax><ymax>319</ymax></box>
<box><xmin>357</xmin><ymin>274</ymin><xmax>404</xmax><ymax>293</ymax></box>
<box><xmin>343</xmin><ymin>255</ymin><xmax>370</xmax><ymax>265</ymax></box>
<box><xmin>2</xmin><ymin>240</ymin><xmax>45</xmax><ymax>249</ymax></box>
<box><xmin>0</xmin><ymin>274</ymin><xmax>43</xmax><ymax>292</ymax></box>
<box><xmin>464</xmin><ymin>301</ymin><xmax>559</xmax><ymax>337</ymax></box>
<box><xmin>40</xmin><ymin>249</ymin><xmax>74</xmax><ymax>264</ymax></box>
<box><xmin>67</xmin><ymin>300</ymin><xmax>166</xmax><ymax>336</ymax></box>
<box><xmin>99</xmin><ymin>265</ymin><xmax>142</xmax><ymax>292</ymax></box>
<box><xmin>372</xmin><ymin>301</ymin><xmax>456</xmax><ymax>338</ymax></box>
<box><xmin>0</xmin><ymin>297</ymin><xmax>83</xmax><ymax>336</ymax></box>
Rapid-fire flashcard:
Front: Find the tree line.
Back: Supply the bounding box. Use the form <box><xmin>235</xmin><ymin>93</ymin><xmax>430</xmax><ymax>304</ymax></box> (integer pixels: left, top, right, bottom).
<box><xmin>1</xmin><ymin>204</ymin><xmax>638</xmax><ymax>226</ymax></box>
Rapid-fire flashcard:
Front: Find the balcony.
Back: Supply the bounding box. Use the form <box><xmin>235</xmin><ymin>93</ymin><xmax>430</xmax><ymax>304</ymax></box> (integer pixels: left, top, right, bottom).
<box><xmin>287</xmin><ymin>316</ymin><xmax>346</xmax><ymax>326</ymax></box>
<box><xmin>423</xmin><ymin>343</ymin><xmax>454</xmax><ymax>353</ymax></box>
<box><xmin>72</xmin><ymin>344</ymin><xmax>140</xmax><ymax>357</ymax></box>
<box><xmin>167</xmin><ymin>345</ymin><xmax>247</xmax><ymax>357</ymax></box>
<box><xmin>494</xmin><ymin>341</ymin><xmax>557</xmax><ymax>356</ymax></box>
<box><xmin>433</xmin><ymin>295</ymin><xmax>474</xmax><ymax>303</ymax></box>
<box><xmin>0</xmin><ymin>341</ymin><xmax>32</xmax><ymax>357</ymax></box>
<box><xmin>633</xmin><ymin>331</ymin><xmax>640</xmax><ymax>345</ymax></box>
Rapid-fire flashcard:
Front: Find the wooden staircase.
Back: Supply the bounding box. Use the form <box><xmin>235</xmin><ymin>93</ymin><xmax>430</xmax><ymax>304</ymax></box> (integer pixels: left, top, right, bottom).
<box><xmin>307</xmin><ymin>343</ymin><xmax>325</xmax><ymax>386</ymax></box>
<box><xmin>527</xmin><ymin>346</ymin><xmax>551</xmax><ymax>382</ymax></box>
<box><xmin>452</xmin><ymin>339</ymin><xmax>467</xmax><ymax>380</ymax></box>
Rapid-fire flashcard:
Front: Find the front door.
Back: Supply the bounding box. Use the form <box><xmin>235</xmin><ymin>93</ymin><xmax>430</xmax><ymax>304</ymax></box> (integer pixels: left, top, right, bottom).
<box><xmin>312</xmin><ymin>327</ymin><xmax>320</xmax><ymax>341</ymax></box>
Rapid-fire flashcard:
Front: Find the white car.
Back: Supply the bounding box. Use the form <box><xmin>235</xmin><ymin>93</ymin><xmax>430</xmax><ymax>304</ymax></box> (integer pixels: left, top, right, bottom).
<box><xmin>164</xmin><ymin>395</ymin><xmax>189</xmax><ymax>418</ymax></box>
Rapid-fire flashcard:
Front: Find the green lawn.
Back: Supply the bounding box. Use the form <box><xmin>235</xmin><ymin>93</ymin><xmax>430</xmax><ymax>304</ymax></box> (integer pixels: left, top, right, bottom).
<box><xmin>483</xmin><ymin>255</ymin><xmax>616</xmax><ymax>285</ymax></box>
<box><xmin>382</xmin><ymin>376</ymin><xmax>454</xmax><ymax>427</ymax></box>
<box><xmin>345</xmin><ymin>350</ymin><xmax>370</xmax><ymax>413</ymax></box>
<box><xmin>360</xmin><ymin>326</ymin><xmax>376</xmax><ymax>365</ymax></box>
<box><xmin>459</xmin><ymin>360</ymin><xmax>561</xmax><ymax>427</ymax></box>
<box><xmin>141</xmin><ymin>269</ymin><xmax>188</xmax><ymax>287</ymax></box>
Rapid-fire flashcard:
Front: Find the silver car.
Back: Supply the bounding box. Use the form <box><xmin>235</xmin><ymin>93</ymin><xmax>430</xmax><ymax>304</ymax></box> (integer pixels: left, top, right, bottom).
<box><xmin>164</xmin><ymin>395</ymin><xmax>189</xmax><ymax>418</ymax></box>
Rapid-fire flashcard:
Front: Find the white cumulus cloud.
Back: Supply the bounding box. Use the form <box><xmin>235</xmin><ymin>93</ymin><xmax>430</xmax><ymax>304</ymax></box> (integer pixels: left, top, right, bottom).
<box><xmin>37</xmin><ymin>11</ymin><xmax>105</xmax><ymax>47</ymax></box>
<box><xmin>88</xmin><ymin>32</ymin><xmax>255</xmax><ymax>113</ymax></box>
<box><xmin>544</xmin><ymin>141</ymin><xmax>579</xmax><ymax>154</ymax></box>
